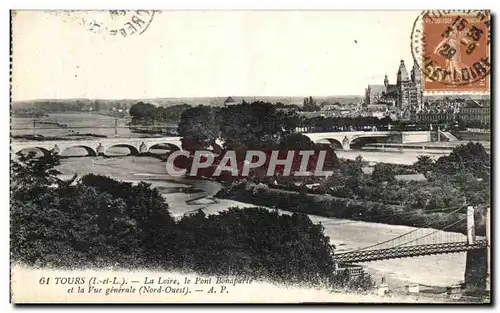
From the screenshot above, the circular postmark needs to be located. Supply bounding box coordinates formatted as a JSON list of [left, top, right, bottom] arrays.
[[70, 10, 157, 38], [410, 10, 491, 91]]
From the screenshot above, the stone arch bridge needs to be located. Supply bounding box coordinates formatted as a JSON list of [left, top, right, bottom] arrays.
[[11, 131, 431, 156], [304, 131, 431, 150], [11, 137, 186, 157]]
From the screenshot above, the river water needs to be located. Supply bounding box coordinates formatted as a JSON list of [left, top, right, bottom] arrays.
[[335, 150, 449, 165], [56, 155, 469, 290], [11, 113, 135, 137]]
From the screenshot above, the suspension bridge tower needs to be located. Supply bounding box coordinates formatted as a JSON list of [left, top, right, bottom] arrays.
[[464, 206, 490, 292]]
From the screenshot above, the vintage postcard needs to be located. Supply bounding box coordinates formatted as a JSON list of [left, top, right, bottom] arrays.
[[10, 10, 491, 304]]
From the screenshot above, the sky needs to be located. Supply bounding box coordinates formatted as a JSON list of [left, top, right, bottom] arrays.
[[12, 10, 419, 101]]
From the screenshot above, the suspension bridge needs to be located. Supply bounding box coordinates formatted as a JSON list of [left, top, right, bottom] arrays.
[[334, 205, 490, 290], [335, 206, 488, 263]]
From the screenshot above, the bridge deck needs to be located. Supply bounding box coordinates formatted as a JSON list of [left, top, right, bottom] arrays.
[[335, 240, 488, 263]]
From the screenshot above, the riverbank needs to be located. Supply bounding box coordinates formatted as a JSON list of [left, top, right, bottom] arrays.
[[54, 156, 474, 291], [362, 141, 490, 155], [216, 182, 487, 236]]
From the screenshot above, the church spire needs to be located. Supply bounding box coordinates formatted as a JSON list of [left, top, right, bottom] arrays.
[[397, 59, 409, 83]]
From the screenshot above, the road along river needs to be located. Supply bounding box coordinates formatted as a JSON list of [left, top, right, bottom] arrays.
[[56, 155, 470, 291]]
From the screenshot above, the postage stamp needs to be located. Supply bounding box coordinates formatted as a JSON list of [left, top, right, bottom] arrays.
[[10, 10, 491, 304], [411, 10, 491, 93]]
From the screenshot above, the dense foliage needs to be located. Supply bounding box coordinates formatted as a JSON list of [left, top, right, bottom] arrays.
[[217, 142, 490, 235], [218, 102, 299, 151], [217, 181, 478, 235], [129, 102, 191, 124], [174, 102, 340, 178], [433, 142, 490, 179], [10, 152, 375, 289], [177, 105, 219, 151]]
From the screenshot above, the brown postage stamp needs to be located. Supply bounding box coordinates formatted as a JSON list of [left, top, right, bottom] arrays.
[[411, 10, 491, 93]]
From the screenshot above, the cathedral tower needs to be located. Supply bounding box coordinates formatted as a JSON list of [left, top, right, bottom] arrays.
[[397, 60, 410, 83], [397, 60, 410, 109]]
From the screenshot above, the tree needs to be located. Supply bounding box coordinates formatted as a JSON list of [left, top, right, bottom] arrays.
[[371, 163, 396, 183], [413, 155, 435, 175], [162, 104, 191, 122], [434, 142, 490, 179], [11, 154, 151, 268], [279, 133, 315, 150], [380, 116, 392, 126], [448, 172, 491, 207], [323, 169, 347, 197], [129, 102, 157, 120], [178, 105, 219, 151], [80, 174, 177, 265], [218, 101, 299, 152], [342, 157, 366, 198], [11, 151, 62, 194], [176, 207, 337, 285]]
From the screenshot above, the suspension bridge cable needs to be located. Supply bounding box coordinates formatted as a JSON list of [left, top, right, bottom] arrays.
[[388, 216, 468, 249], [341, 205, 467, 253]]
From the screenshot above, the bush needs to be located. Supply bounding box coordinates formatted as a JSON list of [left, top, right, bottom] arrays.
[[176, 208, 336, 285], [371, 163, 396, 183]]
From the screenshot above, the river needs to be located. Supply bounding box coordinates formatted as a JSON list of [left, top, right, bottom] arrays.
[[56, 155, 469, 291], [11, 113, 134, 137], [335, 150, 449, 165]]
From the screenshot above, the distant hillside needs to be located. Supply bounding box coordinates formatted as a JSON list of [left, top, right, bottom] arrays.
[[12, 93, 489, 112]]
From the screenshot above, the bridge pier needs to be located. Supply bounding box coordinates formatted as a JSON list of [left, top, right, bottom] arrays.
[[464, 249, 487, 291], [463, 206, 490, 293], [341, 136, 350, 150]]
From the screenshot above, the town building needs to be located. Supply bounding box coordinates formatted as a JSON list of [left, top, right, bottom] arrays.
[[223, 96, 237, 106], [416, 108, 456, 123], [415, 99, 490, 125], [457, 100, 491, 124]]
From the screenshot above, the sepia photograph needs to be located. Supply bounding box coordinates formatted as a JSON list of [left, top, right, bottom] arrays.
[[9, 9, 491, 304]]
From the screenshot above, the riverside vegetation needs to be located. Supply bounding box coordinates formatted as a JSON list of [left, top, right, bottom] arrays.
[[216, 142, 490, 236], [171, 102, 489, 236], [10, 151, 375, 291]]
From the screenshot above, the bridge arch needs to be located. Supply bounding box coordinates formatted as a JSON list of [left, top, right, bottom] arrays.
[[314, 138, 343, 150], [148, 143, 181, 154], [60, 145, 98, 157], [15, 147, 51, 158], [349, 135, 387, 149], [106, 144, 139, 156]]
